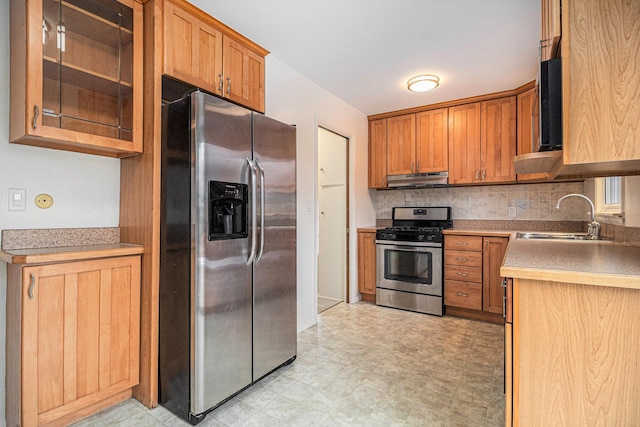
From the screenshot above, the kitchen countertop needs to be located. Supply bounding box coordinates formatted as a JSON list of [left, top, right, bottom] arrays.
[[500, 238, 640, 290], [443, 229, 513, 238], [0, 243, 144, 265]]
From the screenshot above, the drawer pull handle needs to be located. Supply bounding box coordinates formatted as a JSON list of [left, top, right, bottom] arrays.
[[456, 272, 469, 277], [457, 292, 469, 297], [28, 274, 36, 299], [456, 241, 468, 245], [455, 257, 469, 261]]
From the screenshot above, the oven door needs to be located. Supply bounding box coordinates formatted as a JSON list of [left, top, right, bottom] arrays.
[[376, 241, 443, 296]]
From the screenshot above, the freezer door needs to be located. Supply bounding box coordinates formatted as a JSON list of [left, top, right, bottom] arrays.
[[252, 113, 297, 379], [191, 92, 254, 415]]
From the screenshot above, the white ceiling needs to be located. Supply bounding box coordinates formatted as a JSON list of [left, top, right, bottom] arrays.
[[191, 0, 541, 116]]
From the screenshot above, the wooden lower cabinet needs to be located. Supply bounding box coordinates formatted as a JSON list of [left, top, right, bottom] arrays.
[[357, 229, 377, 302], [444, 234, 507, 323], [6, 256, 141, 426], [506, 277, 640, 425]]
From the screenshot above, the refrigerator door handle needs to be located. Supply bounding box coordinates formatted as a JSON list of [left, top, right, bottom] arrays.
[[255, 158, 266, 263], [246, 157, 258, 264]]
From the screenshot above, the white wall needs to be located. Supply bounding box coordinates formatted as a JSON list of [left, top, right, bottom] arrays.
[[264, 56, 375, 332], [0, 2, 121, 423]]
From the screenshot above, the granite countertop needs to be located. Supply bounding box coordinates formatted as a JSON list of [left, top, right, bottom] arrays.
[[0, 243, 144, 265], [0, 227, 143, 264], [500, 238, 640, 289]]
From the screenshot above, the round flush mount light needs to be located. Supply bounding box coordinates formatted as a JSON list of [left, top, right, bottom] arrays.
[[407, 74, 440, 92]]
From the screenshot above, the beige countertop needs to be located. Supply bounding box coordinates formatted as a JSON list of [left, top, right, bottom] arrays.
[[0, 243, 144, 265], [443, 229, 514, 238], [500, 238, 640, 289]]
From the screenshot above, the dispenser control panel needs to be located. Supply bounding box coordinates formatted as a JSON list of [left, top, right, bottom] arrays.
[[208, 181, 248, 240]]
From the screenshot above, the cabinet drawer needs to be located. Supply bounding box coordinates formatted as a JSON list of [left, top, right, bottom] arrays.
[[445, 265, 482, 283], [445, 235, 483, 251], [445, 250, 482, 267], [444, 280, 482, 310]]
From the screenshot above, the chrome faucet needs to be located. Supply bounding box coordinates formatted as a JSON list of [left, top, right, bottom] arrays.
[[555, 194, 601, 240]]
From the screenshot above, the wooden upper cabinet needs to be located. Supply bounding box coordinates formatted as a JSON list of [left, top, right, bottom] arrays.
[[416, 108, 448, 173], [163, 0, 223, 95], [448, 103, 481, 184], [480, 97, 516, 183], [223, 37, 265, 113], [517, 86, 547, 182], [369, 119, 387, 188], [9, 0, 143, 157], [386, 114, 416, 176], [541, 0, 561, 60], [560, 0, 640, 174], [448, 98, 516, 184], [162, 0, 267, 112]]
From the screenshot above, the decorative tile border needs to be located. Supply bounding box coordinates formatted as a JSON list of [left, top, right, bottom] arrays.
[[1, 227, 120, 250]]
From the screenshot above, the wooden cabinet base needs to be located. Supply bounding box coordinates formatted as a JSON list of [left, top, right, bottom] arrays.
[[360, 292, 376, 302], [445, 306, 504, 324], [39, 389, 132, 427]]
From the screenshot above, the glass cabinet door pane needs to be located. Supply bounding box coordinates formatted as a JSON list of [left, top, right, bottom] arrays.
[[41, 0, 134, 141]]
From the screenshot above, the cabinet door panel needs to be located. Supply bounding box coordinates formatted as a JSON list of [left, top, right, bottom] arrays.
[[369, 119, 387, 188], [517, 87, 547, 182], [22, 256, 140, 424], [386, 114, 416, 175], [164, 2, 223, 94], [448, 103, 481, 184], [357, 231, 377, 295], [483, 237, 509, 314], [223, 36, 265, 112], [481, 97, 516, 183], [77, 270, 101, 398], [416, 108, 448, 173]]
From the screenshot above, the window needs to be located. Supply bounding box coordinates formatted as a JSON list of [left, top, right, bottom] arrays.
[[595, 176, 623, 215]]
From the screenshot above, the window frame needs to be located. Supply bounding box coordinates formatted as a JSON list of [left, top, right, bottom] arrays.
[[595, 176, 624, 216]]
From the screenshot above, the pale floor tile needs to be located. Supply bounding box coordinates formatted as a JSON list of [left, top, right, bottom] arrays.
[[71, 302, 505, 426]]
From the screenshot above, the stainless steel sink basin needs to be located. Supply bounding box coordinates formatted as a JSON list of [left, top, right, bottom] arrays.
[[516, 232, 592, 240]]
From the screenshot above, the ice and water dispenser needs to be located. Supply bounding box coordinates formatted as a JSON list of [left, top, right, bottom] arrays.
[[208, 181, 248, 240]]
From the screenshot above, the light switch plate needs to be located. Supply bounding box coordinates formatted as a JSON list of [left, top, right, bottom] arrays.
[[8, 188, 26, 211]]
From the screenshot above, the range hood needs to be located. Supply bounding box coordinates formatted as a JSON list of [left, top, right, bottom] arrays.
[[387, 172, 448, 188]]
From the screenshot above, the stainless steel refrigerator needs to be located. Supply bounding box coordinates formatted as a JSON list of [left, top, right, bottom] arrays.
[[159, 91, 297, 424]]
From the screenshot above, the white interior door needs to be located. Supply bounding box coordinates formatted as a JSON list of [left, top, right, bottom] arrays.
[[317, 127, 348, 310]]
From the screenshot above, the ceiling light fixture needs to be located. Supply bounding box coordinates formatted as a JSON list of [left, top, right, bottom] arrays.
[[407, 74, 440, 92]]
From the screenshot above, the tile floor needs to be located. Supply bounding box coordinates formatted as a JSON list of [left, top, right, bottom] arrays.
[[72, 302, 505, 426]]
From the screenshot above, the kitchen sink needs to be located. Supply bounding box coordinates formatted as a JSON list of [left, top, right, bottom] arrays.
[[516, 232, 593, 240]]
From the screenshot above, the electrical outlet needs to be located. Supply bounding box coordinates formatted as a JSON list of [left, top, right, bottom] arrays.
[[508, 206, 517, 218], [9, 188, 26, 211], [35, 193, 54, 209]]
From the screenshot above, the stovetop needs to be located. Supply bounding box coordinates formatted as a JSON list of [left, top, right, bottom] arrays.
[[376, 207, 452, 243]]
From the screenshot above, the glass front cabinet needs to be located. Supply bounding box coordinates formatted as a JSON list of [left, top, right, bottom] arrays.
[[10, 0, 143, 157]]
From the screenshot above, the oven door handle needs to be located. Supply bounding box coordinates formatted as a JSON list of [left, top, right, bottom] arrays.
[[391, 245, 422, 251]]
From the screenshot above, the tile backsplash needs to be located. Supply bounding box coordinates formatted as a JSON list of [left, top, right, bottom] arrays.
[[376, 182, 587, 221]]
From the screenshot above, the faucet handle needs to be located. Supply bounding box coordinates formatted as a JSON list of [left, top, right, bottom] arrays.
[[588, 221, 601, 240]]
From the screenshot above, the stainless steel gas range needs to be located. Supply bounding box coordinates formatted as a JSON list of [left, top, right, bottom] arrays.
[[375, 207, 452, 316]]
